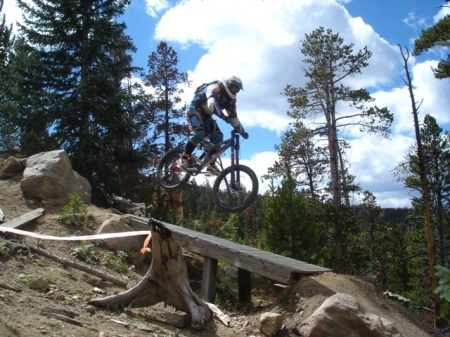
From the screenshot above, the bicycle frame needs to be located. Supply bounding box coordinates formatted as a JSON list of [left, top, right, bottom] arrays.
[[156, 128, 258, 211], [188, 129, 240, 176]]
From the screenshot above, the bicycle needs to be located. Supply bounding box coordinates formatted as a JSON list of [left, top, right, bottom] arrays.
[[156, 129, 259, 212]]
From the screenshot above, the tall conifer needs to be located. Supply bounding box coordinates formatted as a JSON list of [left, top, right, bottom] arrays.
[[15, 0, 139, 204]]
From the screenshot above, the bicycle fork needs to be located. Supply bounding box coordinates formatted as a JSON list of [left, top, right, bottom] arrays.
[[230, 132, 241, 190]]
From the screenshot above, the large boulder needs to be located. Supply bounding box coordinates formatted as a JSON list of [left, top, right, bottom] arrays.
[[20, 150, 91, 206], [296, 293, 403, 337]]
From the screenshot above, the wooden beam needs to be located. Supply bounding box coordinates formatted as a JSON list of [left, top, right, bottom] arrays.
[[0, 208, 45, 230], [238, 268, 251, 305], [200, 256, 218, 303]]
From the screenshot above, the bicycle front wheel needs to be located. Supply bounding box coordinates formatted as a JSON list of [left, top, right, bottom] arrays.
[[213, 164, 259, 212], [156, 147, 191, 190]]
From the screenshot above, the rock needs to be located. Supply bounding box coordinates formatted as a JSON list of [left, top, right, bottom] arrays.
[[0, 156, 25, 179], [296, 293, 404, 337], [20, 149, 91, 206], [96, 218, 146, 252], [259, 312, 284, 336], [165, 311, 189, 328], [28, 277, 50, 291]]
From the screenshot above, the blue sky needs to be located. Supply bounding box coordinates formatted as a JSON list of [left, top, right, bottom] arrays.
[[5, 0, 450, 208]]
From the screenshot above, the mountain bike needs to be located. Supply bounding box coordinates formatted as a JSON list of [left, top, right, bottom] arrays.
[[156, 129, 259, 212]]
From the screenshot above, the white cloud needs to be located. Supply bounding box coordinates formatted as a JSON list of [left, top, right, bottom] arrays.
[[434, 5, 450, 22], [145, 0, 170, 18]]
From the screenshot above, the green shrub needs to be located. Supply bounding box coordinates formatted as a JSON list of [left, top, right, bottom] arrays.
[[101, 251, 129, 273], [435, 265, 450, 323], [72, 241, 98, 265], [58, 192, 94, 227]]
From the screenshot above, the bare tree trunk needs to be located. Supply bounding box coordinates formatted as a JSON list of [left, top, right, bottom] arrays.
[[328, 116, 346, 274], [89, 220, 211, 329], [172, 189, 184, 222], [399, 45, 441, 328]]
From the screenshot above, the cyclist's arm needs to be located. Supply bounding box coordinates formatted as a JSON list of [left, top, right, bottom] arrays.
[[206, 85, 226, 118], [223, 102, 244, 134]]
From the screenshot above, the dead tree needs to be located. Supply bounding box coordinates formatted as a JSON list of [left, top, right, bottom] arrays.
[[89, 220, 211, 328]]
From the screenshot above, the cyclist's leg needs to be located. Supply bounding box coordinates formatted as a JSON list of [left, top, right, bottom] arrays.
[[182, 105, 206, 165], [207, 119, 224, 172], [209, 118, 223, 145]]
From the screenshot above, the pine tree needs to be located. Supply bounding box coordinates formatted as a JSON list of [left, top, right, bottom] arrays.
[[396, 45, 444, 327], [0, 0, 12, 67], [6, 37, 57, 154], [15, 0, 140, 205], [143, 41, 190, 160], [0, 0, 18, 151], [283, 27, 393, 272], [267, 121, 328, 203], [413, 14, 450, 79], [260, 166, 318, 261]]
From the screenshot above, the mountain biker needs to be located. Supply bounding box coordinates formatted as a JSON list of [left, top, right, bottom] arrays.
[[178, 75, 248, 173]]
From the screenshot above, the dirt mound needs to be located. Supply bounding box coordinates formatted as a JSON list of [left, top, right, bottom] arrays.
[[0, 178, 443, 336]]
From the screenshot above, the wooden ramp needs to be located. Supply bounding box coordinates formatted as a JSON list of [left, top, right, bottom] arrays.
[[128, 215, 330, 303], [0, 208, 45, 230]]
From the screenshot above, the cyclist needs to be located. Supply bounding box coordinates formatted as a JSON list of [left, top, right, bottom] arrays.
[[178, 75, 248, 173]]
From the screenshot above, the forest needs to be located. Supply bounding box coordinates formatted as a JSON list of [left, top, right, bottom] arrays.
[[0, 0, 449, 331]]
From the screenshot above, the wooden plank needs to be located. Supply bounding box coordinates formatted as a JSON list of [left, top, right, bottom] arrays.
[[200, 257, 218, 303], [0, 208, 45, 230], [128, 216, 330, 284]]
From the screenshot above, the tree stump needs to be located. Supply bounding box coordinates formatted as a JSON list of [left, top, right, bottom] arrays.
[[89, 220, 211, 328]]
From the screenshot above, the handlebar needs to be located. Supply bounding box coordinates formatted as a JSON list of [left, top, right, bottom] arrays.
[[226, 119, 248, 139]]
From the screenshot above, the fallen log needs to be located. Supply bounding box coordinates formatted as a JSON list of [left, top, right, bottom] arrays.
[[29, 245, 127, 288], [0, 279, 23, 292], [89, 220, 212, 329]]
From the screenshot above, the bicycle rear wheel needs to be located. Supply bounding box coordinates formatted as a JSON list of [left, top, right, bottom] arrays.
[[212, 164, 259, 212], [156, 147, 191, 190]]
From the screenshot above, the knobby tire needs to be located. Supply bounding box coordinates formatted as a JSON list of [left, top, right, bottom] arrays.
[[156, 147, 191, 191], [212, 164, 258, 212]]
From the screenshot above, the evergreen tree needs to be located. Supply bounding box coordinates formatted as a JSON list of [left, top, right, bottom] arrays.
[[397, 115, 450, 267], [15, 0, 140, 205], [396, 45, 444, 326], [6, 37, 57, 154], [260, 166, 318, 261], [143, 41, 189, 161], [267, 121, 328, 202], [0, 0, 13, 69], [0, 0, 17, 151], [413, 14, 450, 79], [282, 27, 393, 272]]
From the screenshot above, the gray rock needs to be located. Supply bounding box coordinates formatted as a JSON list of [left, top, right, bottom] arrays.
[[0, 156, 25, 179], [259, 312, 284, 336], [96, 218, 146, 252], [20, 149, 91, 206], [296, 293, 404, 337]]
